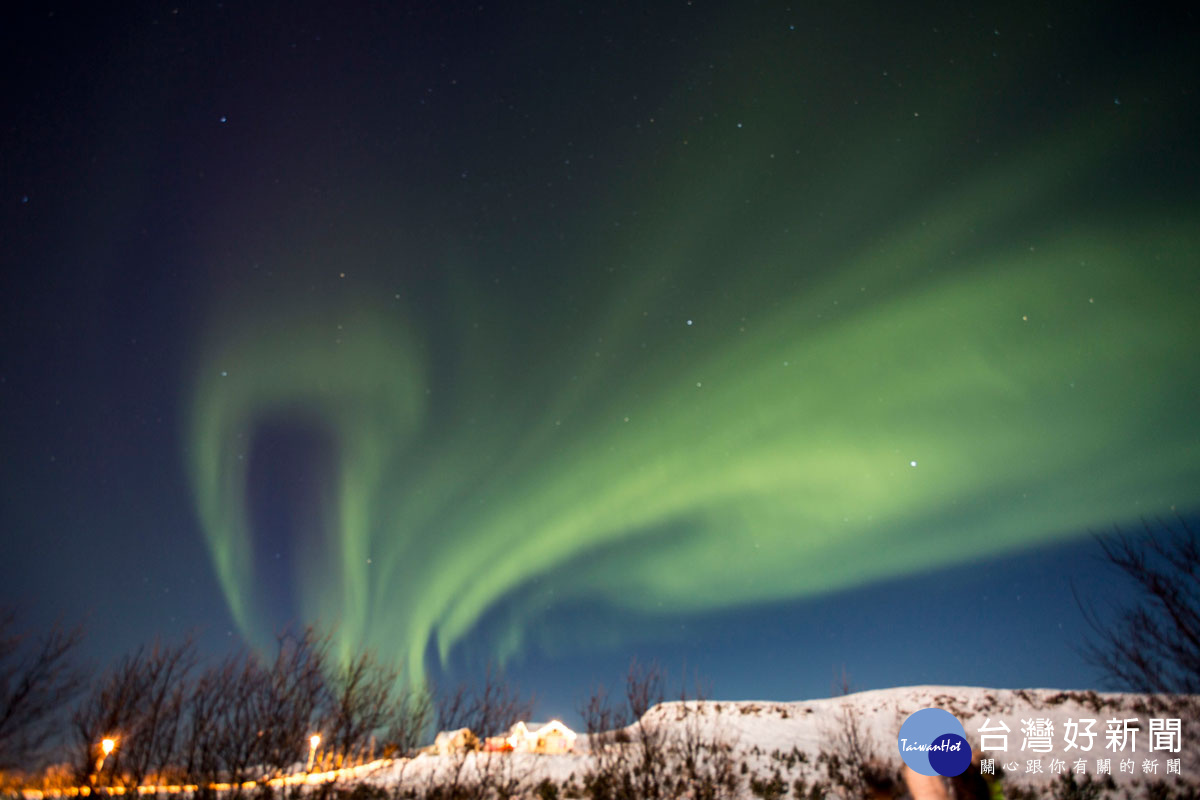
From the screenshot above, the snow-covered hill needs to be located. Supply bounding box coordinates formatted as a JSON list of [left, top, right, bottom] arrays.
[[353, 686, 1195, 797]]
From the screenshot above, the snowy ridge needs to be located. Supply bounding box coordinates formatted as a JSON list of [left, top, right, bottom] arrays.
[[356, 686, 1195, 795], [639, 686, 1179, 784]]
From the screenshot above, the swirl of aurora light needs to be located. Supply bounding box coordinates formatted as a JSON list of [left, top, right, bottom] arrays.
[[186, 16, 1200, 682]]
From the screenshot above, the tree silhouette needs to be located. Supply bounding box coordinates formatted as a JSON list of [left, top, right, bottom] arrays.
[[0, 609, 83, 770], [72, 639, 195, 787], [1079, 517, 1200, 695], [1078, 516, 1200, 770]]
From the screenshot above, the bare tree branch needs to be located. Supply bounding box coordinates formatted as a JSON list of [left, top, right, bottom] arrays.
[[72, 638, 195, 788], [0, 610, 84, 770], [1079, 517, 1200, 696]]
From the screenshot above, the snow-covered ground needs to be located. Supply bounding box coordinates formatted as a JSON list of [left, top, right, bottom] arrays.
[[339, 686, 1198, 796]]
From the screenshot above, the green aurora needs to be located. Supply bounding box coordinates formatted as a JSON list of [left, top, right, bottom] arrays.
[[186, 31, 1200, 681]]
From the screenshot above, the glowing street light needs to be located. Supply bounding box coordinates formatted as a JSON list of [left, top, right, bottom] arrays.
[[307, 734, 321, 772], [93, 736, 117, 783]]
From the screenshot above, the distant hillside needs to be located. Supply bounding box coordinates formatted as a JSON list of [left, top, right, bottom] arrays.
[[355, 686, 1196, 799]]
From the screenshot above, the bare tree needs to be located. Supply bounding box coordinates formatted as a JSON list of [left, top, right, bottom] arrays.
[[818, 703, 885, 800], [383, 681, 434, 759], [73, 639, 195, 788], [424, 666, 534, 799], [671, 672, 739, 800], [179, 652, 269, 792], [1077, 516, 1200, 770], [580, 660, 744, 800], [580, 680, 634, 800], [74, 630, 322, 790], [323, 648, 435, 768], [817, 670, 901, 800], [435, 665, 532, 745], [180, 627, 438, 794], [249, 627, 331, 778], [180, 656, 236, 791], [1079, 517, 1200, 695], [180, 630, 434, 795], [324, 650, 395, 766], [625, 659, 669, 800], [0, 610, 84, 770]]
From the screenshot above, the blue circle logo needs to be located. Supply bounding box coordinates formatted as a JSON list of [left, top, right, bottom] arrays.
[[897, 708, 971, 777]]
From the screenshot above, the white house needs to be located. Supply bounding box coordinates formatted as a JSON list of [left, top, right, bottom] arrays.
[[431, 727, 478, 755], [506, 720, 577, 754]]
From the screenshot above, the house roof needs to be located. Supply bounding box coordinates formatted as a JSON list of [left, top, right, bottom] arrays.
[[506, 719, 577, 740], [528, 720, 577, 738], [435, 727, 473, 741]]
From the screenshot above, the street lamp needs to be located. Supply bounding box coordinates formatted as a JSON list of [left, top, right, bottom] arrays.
[[93, 737, 117, 784], [307, 734, 321, 772]]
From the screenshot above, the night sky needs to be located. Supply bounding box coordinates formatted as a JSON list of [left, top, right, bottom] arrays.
[[3, 1, 1199, 724]]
